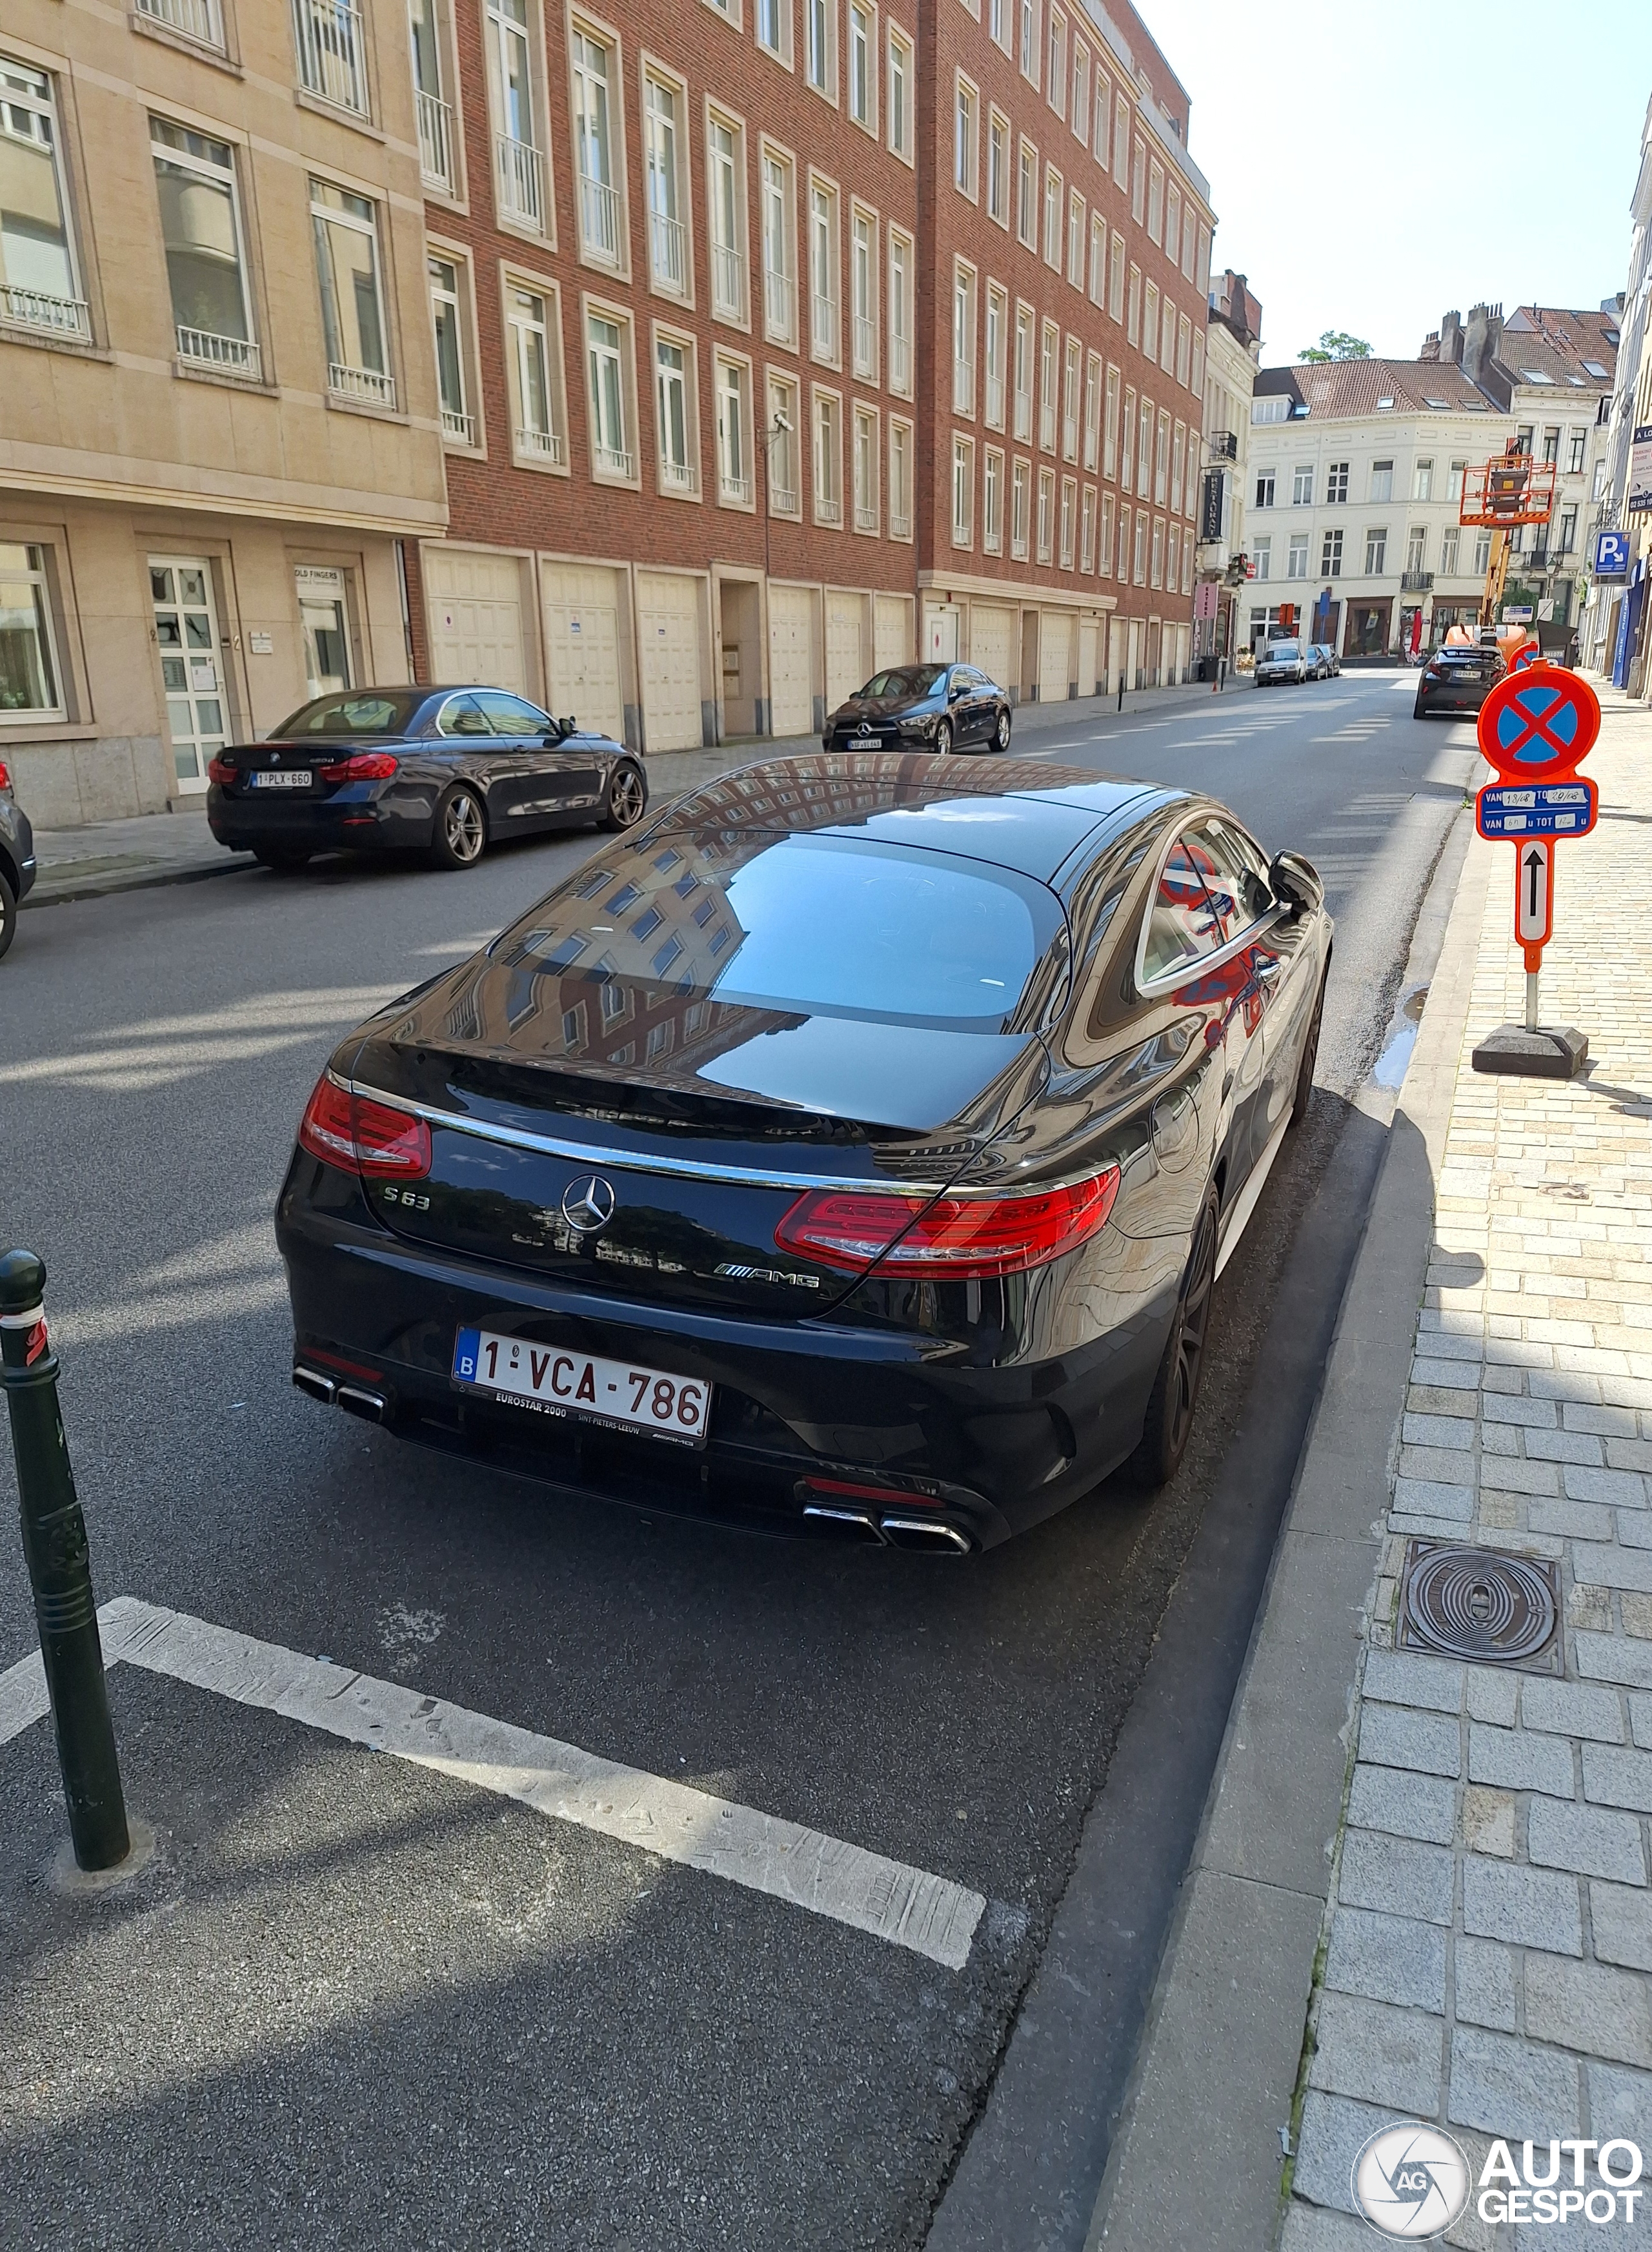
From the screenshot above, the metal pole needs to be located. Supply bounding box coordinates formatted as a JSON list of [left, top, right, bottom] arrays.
[[0, 1249, 130, 1871], [1526, 970, 1540, 1035], [1117, 672, 1125, 713]]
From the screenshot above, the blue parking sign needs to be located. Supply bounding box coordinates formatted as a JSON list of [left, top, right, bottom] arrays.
[[1593, 529, 1631, 578]]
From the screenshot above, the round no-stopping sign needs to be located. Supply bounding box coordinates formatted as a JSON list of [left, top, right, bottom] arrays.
[[1477, 663, 1600, 784], [1508, 640, 1542, 674]]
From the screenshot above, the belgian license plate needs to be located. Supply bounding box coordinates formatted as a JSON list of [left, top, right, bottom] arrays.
[[452, 1326, 710, 1446], [851, 733, 879, 749], [250, 769, 311, 789]]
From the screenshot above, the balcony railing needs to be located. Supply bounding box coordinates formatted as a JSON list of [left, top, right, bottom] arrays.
[[764, 267, 794, 336], [711, 243, 745, 318], [661, 457, 698, 494], [889, 331, 911, 393], [816, 494, 842, 525], [416, 87, 456, 193], [177, 326, 262, 379], [1400, 569, 1433, 591], [1209, 429, 1238, 460], [496, 132, 545, 230], [650, 210, 686, 290], [855, 503, 877, 531], [1, 285, 90, 338], [1014, 397, 1032, 443], [594, 442, 633, 478], [952, 359, 974, 416], [328, 361, 396, 407], [811, 294, 836, 358], [516, 425, 565, 462], [1063, 416, 1078, 460], [137, 0, 223, 45], [579, 173, 621, 263], [293, 0, 368, 116], [1040, 407, 1056, 451], [985, 372, 1005, 428], [720, 471, 752, 503], [890, 511, 911, 539], [441, 406, 475, 443], [854, 314, 876, 376], [770, 484, 798, 514]]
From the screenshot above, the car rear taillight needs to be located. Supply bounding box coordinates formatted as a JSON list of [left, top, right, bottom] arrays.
[[297, 1074, 431, 1179], [774, 1168, 1120, 1280], [317, 751, 399, 782], [0, 760, 10, 790], [207, 755, 237, 786]]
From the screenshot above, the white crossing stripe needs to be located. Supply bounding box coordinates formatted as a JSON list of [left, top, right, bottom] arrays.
[[1, 1598, 986, 1971]]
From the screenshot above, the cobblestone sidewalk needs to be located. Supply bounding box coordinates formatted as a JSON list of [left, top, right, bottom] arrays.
[[1284, 689, 1652, 2249]]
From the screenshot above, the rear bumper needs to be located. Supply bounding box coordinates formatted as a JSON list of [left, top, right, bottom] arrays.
[[0, 803, 33, 898], [276, 1190, 1165, 1551], [206, 782, 431, 853]]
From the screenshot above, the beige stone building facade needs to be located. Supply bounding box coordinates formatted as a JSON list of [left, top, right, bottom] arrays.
[[1, 0, 446, 826]]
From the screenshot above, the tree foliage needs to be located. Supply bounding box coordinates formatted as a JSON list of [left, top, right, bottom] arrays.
[[1298, 331, 1373, 362]]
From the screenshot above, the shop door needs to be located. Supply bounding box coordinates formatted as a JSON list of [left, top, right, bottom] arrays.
[[297, 568, 352, 699], [150, 556, 226, 794]]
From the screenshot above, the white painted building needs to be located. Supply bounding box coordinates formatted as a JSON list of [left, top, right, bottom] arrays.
[[1195, 270, 1261, 667]]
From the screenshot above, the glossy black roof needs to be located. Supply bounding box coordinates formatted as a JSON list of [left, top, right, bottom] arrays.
[[643, 752, 1185, 885]]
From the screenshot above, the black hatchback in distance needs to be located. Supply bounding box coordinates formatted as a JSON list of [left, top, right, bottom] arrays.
[[277, 753, 1333, 1554], [207, 687, 648, 870], [1414, 644, 1507, 720], [823, 664, 1013, 756]]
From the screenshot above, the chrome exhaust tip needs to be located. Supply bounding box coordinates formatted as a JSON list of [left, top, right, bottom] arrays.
[[880, 1516, 972, 1554], [292, 1365, 337, 1405], [335, 1383, 387, 1423], [801, 1504, 886, 1544]]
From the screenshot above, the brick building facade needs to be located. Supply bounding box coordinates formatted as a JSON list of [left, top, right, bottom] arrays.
[[404, 0, 1211, 751]]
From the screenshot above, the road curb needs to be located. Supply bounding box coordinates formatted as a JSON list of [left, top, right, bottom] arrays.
[[21, 855, 257, 911], [1083, 807, 1493, 2252]]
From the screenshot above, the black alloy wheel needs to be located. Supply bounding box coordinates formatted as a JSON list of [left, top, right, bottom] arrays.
[[0, 869, 15, 962], [1290, 968, 1328, 1127], [934, 718, 954, 756], [430, 784, 487, 870], [253, 846, 312, 872], [1131, 1183, 1220, 1488], [994, 708, 1012, 751], [600, 762, 646, 832]]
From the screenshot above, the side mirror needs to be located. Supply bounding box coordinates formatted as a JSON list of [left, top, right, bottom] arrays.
[[1268, 850, 1324, 920], [949, 680, 967, 701]]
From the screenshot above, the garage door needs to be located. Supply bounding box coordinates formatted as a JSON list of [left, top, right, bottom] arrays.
[[873, 594, 910, 672], [636, 571, 703, 752], [970, 604, 1014, 693], [1038, 610, 1073, 702], [541, 563, 625, 742], [769, 586, 814, 736], [423, 548, 528, 691], [825, 593, 865, 711], [1078, 618, 1099, 698]]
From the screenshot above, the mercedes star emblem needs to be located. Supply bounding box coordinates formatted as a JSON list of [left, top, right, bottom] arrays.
[[559, 1175, 617, 1234]]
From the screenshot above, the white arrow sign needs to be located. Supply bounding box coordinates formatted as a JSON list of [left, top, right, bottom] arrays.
[[1516, 838, 1552, 945]]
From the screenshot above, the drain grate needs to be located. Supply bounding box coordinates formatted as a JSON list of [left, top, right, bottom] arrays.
[[1397, 1540, 1562, 1672]]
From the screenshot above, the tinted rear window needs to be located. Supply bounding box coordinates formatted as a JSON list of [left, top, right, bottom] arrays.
[[502, 831, 1063, 1030], [275, 692, 423, 735]]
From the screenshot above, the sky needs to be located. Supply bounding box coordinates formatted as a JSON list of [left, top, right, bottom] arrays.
[[1143, 0, 1652, 369]]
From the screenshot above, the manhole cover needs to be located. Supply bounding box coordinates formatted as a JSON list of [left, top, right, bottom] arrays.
[[1398, 1541, 1561, 1671]]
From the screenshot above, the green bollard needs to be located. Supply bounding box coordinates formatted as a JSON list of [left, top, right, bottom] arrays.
[[0, 1249, 130, 1871]]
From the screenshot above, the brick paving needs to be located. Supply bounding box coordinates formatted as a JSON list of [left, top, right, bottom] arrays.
[[1283, 690, 1652, 2249]]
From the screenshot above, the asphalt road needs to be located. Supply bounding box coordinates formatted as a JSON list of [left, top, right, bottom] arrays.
[[0, 669, 1481, 2251]]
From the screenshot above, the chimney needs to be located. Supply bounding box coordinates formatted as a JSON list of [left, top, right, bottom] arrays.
[[1462, 303, 1504, 391], [1439, 309, 1464, 365], [1420, 330, 1441, 362]]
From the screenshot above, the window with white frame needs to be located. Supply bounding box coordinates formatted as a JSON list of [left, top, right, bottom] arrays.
[[1126, 263, 1140, 349], [805, 0, 832, 94], [985, 282, 1007, 429], [1405, 523, 1426, 575], [1147, 156, 1162, 240], [812, 387, 841, 521], [1131, 507, 1145, 584], [952, 261, 976, 414], [0, 60, 88, 337], [1039, 319, 1058, 451], [809, 179, 837, 359], [1163, 520, 1175, 589], [1412, 457, 1433, 501], [1161, 296, 1175, 376], [1176, 311, 1191, 390], [1369, 458, 1393, 503], [1042, 166, 1061, 267], [1018, 0, 1035, 77], [1120, 382, 1134, 486], [1103, 363, 1118, 480], [1099, 488, 1114, 576], [294, 0, 370, 112], [506, 281, 563, 461], [1567, 429, 1587, 476], [587, 307, 632, 475], [1364, 525, 1386, 576], [1016, 139, 1036, 247], [152, 119, 258, 378], [1130, 136, 1145, 223], [849, 2, 874, 128], [983, 446, 1003, 551], [1091, 66, 1108, 159], [767, 370, 799, 511], [1251, 535, 1271, 580], [1169, 419, 1183, 513], [887, 227, 912, 394], [1036, 465, 1054, 562], [1011, 458, 1030, 558], [1046, 5, 1064, 111], [311, 178, 393, 404], [1180, 203, 1194, 279], [716, 354, 750, 501], [656, 334, 696, 492], [1136, 396, 1152, 496], [1320, 527, 1342, 577], [1080, 483, 1094, 570], [761, 150, 794, 340], [852, 402, 878, 528], [1287, 533, 1308, 579], [1066, 190, 1083, 287], [889, 415, 911, 536], [1447, 459, 1466, 502], [1291, 463, 1313, 505], [644, 77, 687, 294], [954, 76, 978, 197], [428, 253, 474, 439], [1154, 408, 1168, 505], [887, 25, 912, 157], [1108, 231, 1124, 323], [486, 0, 545, 231], [1062, 334, 1079, 461], [987, 110, 1009, 225], [1071, 41, 1087, 141], [707, 116, 745, 320], [1191, 326, 1203, 400], [1472, 529, 1490, 573], [0, 542, 64, 717], [851, 208, 876, 378], [1088, 213, 1105, 305], [1112, 90, 1129, 180], [572, 30, 620, 264], [1013, 303, 1034, 442], [1440, 525, 1460, 574], [1141, 278, 1157, 363], [1059, 476, 1074, 567], [757, 0, 787, 58], [1325, 460, 1349, 503]]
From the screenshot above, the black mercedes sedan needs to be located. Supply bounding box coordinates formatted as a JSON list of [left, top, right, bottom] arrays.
[[276, 753, 1331, 1553], [823, 664, 1012, 758], [207, 686, 648, 871], [1414, 644, 1506, 720]]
